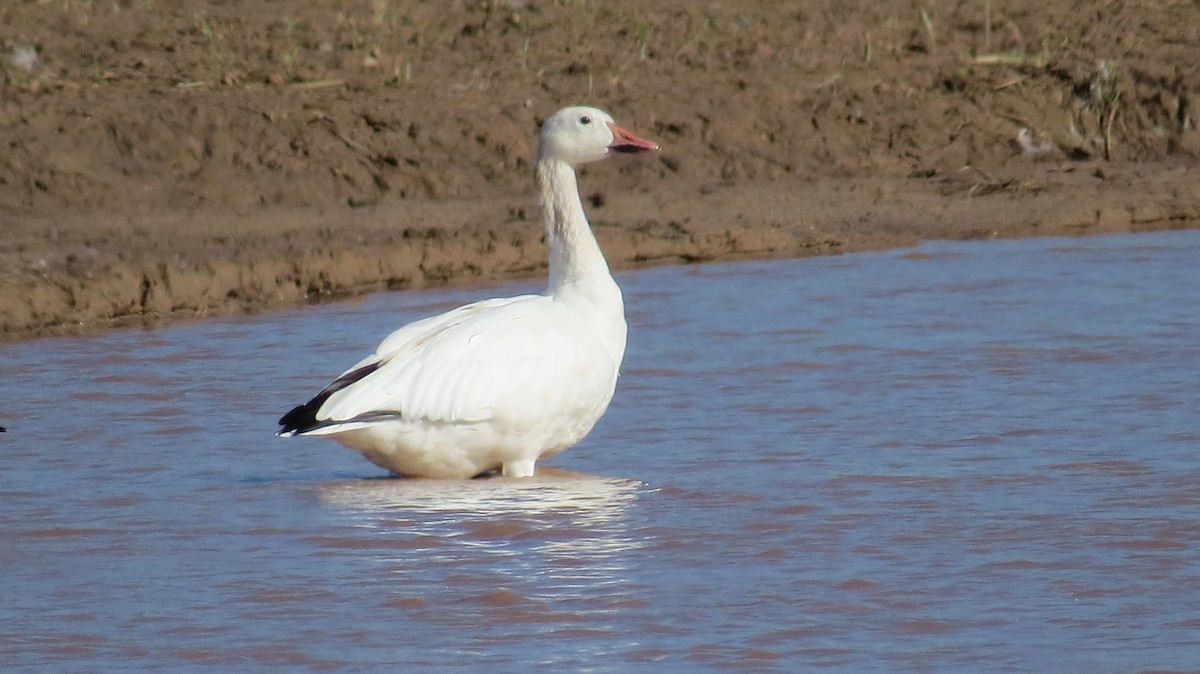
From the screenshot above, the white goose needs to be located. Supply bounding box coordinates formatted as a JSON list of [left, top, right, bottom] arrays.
[[278, 106, 658, 478]]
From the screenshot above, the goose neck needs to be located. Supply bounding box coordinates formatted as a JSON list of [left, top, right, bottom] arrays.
[[535, 158, 611, 292]]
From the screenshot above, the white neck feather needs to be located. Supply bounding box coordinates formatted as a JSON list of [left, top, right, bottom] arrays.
[[536, 158, 610, 290], [534, 156, 627, 361]]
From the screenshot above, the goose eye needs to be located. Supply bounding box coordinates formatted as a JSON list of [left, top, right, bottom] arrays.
[[579, 115, 591, 125]]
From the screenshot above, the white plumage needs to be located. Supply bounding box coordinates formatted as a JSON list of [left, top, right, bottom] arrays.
[[278, 106, 658, 478]]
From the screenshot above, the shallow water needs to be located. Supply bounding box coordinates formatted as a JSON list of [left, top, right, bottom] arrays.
[[2, 231, 1199, 672]]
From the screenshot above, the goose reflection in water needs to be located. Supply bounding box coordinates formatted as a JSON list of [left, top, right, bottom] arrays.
[[315, 470, 647, 612], [319, 469, 641, 524]]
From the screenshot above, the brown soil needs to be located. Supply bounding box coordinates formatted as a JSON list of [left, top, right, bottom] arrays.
[[2, 0, 1198, 340]]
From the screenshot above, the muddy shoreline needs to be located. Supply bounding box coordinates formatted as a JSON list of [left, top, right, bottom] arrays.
[[5, 161, 1197, 341], [2, 1, 1197, 340]]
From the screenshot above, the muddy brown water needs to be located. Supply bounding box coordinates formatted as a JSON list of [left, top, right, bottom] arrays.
[[2, 231, 1198, 672]]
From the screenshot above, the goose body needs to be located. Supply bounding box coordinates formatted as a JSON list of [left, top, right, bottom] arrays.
[[278, 106, 658, 478]]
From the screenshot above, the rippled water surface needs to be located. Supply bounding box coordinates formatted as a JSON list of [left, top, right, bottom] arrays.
[[3, 231, 1199, 672]]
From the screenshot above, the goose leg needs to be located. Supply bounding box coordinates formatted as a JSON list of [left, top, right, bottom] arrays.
[[502, 458, 537, 478]]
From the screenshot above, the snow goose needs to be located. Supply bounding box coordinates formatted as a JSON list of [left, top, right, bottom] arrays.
[[278, 106, 658, 478]]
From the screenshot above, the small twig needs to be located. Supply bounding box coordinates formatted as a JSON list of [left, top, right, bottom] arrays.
[[920, 8, 936, 50], [993, 75, 1026, 90], [332, 129, 372, 157], [970, 52, 1038, 67], [1103, 91, 1120, 160], [961, 164, 994, 183], [985, 0, 992, 51], [291, 78, 345, 90], [813, 72, 842, 90]]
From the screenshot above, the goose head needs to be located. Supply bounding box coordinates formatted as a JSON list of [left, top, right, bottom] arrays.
[[537, 106, 659, 167]]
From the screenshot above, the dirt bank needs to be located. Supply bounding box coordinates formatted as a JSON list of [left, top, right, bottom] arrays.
[[2, 0, 1198, 340]]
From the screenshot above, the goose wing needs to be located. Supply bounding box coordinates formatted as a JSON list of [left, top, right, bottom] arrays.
[[279, 295, 615, 435]]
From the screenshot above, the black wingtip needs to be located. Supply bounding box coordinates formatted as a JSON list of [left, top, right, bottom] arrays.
[[278, 361, 383, 436], [278, 403, 318, 435]]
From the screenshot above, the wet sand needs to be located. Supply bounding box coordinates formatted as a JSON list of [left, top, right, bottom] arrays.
[[2, 0, 1198, 340]]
